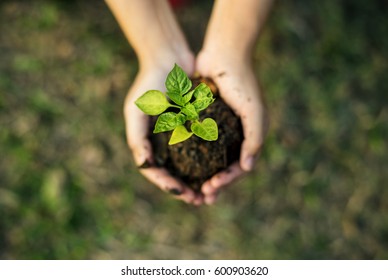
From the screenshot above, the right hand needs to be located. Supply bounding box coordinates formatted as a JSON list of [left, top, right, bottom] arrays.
[[195, 49, 269, 205]]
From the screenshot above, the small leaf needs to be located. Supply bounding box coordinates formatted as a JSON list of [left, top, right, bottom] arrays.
[[192, 98, 214, 112], [192, 83, 215, 112], [183, 90, 194, 104], [181, 103, 198, 120], [193, 83, 212, 99], [165, 64, 192, 95], [191, 118, 218, 141], [167, 91, 185, 106], [135, 90, 171, 115], [169, 125, 193, 145], [154, 112, 186, 133]]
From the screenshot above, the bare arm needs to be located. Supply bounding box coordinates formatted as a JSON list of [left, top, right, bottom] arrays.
[[106, 0, 273, 205], [202, 0, 273, 60], [197, 0, 273, 204], [106, 0, 198, 204], [105, 0, 193, 72]]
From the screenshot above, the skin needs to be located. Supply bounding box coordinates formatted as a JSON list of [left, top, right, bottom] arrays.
[[105, 0, 273, 205], [196, 0, 272, 204]]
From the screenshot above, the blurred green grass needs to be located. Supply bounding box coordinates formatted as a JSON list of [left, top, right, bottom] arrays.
[[0, 0, 387, 259]]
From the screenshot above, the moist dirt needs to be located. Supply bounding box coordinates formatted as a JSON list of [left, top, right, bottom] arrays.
[[149, 77, 243, 192]]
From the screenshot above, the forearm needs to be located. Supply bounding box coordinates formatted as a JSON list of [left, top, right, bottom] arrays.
[[202, 0, 274, 60], [105, 0, 192, 71]]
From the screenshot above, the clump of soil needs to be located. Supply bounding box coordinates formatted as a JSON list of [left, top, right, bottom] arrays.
[[149, 77, 243, 192]]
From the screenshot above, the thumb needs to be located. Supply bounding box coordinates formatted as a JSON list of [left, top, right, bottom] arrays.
[[240, 139, 263, 172], [239, 107, 269, 172], [130, 139, 154, 168]]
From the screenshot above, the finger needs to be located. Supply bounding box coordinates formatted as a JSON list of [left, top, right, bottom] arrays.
[[193, 193, 204, 206], [131, 140, 198, 204], [201, 181, 218, 205], [140, 167, 196, 204], [201, 180, 214, 195], [124, 95, 153, 165], [201, 162, 245, 200], [209, 162, 245, 189], [239, 99, 268, 171], [204, 192, 218, 205], [212, 76, 267, 172], [130, 139, 155, 169], [201, 180, 219, 206]]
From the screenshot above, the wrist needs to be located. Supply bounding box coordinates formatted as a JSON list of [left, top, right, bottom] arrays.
[[197, 46, 252, 71], [201, 39, 253, 64]]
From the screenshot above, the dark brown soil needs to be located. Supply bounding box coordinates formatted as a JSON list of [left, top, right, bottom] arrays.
[[149, 77, 243, 192]]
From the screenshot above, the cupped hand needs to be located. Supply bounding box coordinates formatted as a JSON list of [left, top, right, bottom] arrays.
[[196, 50, 269, 205], [124, 59, 204, 205]]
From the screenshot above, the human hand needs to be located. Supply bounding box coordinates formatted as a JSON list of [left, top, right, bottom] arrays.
[[195, 50, 269, 205], [108, 0, 272, 206], [124, 58, 204, 205]]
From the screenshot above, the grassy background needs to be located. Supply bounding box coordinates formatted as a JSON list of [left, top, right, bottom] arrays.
[[0, 0, 387, 259]]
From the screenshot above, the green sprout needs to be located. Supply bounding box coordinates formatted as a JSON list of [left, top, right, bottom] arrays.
[[135, 64, 218, 145]]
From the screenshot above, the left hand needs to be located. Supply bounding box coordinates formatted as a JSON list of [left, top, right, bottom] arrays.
[[195, 50, 269, 205]]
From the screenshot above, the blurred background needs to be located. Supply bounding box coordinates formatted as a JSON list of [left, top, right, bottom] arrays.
[[1, 0, 387, 259]]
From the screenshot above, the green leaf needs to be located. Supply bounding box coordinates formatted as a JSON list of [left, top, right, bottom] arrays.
[[193, 83, 212, 99], [165, 64, 192, 95], [154, 112, 186, 133], [169, 125, 193, 145], [181, 103, 198, 120], [192, 83, 215, 112], [191, 118, 218, 141], [169, 89, 194, 107], [135, 90, 171, 116], [193, 98, 214, 112], [183, 89, 194, 104], [167, 91, 186, 107]]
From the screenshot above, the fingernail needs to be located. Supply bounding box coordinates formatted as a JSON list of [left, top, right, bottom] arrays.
[[169, 188, 183, 195], [243, 156, 255, 171]]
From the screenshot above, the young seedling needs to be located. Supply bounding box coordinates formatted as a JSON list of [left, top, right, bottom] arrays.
[[135, 64, 218, 145]]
